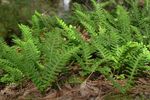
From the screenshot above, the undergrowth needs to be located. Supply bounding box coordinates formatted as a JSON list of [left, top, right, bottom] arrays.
[[0, 0, 150, 93]]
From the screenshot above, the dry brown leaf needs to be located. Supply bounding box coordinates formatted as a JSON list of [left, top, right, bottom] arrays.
[[80, 81, 99, 97]]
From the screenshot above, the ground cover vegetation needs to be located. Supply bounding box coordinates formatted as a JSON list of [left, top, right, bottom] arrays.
[[0, 0, 150, 99]]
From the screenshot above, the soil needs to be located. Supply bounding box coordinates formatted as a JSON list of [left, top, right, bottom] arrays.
[[0, 76, 150, 100]]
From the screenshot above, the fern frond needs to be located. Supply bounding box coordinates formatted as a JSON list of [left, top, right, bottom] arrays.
[[19, 24, 33, 41], [0, 59, 22, 83], [56, 17, 79, 41], [127, 44, 150, 81], [40, 46, 80, 91], [116, 5, 132, 42], [32, 11, 41, 30]]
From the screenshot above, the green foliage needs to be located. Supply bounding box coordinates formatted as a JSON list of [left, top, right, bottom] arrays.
[[0, 0, 149, 94], [0, 59, 23, 83], [57, 0, 150, 93], [122, 0, 150, 45], [0, 13, 79, 92]]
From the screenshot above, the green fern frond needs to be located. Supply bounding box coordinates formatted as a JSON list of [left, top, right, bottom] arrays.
[[56, 17, 79, 41], [127, 44, 150, 80], [19, 24, 33, 41], [76, 42, 96, 76], [40, 46, 80, 91], [32, 11, 41, 30], [0, 59, 22, 83], [116, 5, 132, 42]]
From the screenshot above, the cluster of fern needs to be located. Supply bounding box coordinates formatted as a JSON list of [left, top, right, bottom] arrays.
[[57, 0, 150, 93], [0, 0, 150, 93], [0, 12, 80, 91]]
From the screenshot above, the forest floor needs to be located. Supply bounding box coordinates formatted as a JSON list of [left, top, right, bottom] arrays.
[[0, 76, 150, 100]]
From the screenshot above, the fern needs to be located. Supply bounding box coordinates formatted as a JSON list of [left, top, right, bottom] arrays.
[[124, 0, 150, 45], [0, 13, 80, 91], [76, 42, 96, 76], [116, 5, 132, 41], [0, 59, 22, 83], [127, 43, 150, 80], [58, 0, 150, 93], [56, 17, 80, 41], [0, 0, 149, 94]]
